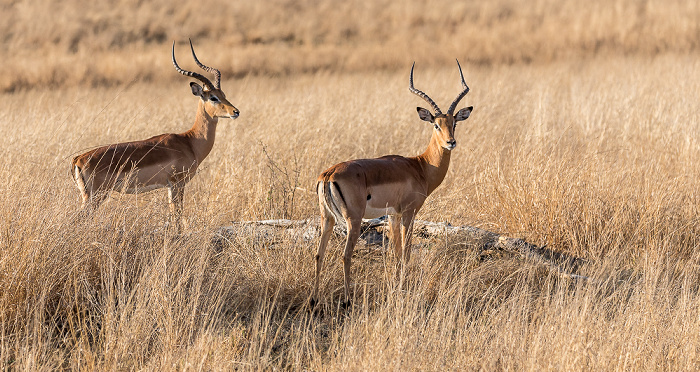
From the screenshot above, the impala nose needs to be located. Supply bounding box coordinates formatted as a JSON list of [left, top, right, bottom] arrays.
[[230, 111, 240, 119], [445, 139, 457, 150]]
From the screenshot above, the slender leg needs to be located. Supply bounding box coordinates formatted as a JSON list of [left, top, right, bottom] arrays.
[[168, 185, 185, 234], [74, 170, 105, 219], [312, 211, 335, 306], [342, 217, 362, 307], [388, 214, 403, 259], [78, 190, 108, 219], [78, 193, 93, 218], [400, 211, 416, 263]]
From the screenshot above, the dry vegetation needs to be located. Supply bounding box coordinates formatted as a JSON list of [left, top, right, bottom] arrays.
[[2, 0, 700, 370], [1, 0, 700, 91]]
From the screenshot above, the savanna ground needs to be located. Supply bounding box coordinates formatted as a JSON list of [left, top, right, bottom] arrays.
[[2, 0, 700, 370]]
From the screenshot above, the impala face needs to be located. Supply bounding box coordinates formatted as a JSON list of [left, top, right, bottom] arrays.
[[417, 106, 473, 150], [190, 82, 240, 119]]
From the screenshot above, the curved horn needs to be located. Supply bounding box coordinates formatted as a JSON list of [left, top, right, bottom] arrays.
[[447, 59, 470, 116], [171, 41, 216, 91], [189, 38, 221, 89], [409, 62, 442, 116]]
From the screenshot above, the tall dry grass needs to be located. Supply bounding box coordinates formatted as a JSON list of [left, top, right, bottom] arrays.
[[1, 53, 700, 369], [1, 0, 700, 91]]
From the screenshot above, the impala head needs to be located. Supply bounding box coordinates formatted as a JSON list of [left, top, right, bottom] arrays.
[[172, 40, 240, 120], [410, 60, 473, 151]]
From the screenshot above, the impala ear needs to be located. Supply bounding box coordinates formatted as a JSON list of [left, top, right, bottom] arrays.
[[454, 106, 473, 122], [190, 82, 203, 97], [416, 107, 434, 123]]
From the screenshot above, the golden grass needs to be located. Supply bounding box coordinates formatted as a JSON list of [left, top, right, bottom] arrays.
[[2, 0, 700, 91], [3, 0, 700, 368], [1, 52, 700, 369]]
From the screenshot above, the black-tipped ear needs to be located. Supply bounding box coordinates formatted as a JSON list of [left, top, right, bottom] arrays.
[[190, 82, 203, 97], [454, 106, 473, 122], [417, 107, 434, 123]]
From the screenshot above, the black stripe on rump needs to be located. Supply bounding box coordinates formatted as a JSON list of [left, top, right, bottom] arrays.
[[332, 181, 346, 205], [325, 182, 344, 222]]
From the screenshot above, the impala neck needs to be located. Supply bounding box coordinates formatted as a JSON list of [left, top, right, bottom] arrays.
[[416, 131, 452, 196], [184, 100, 219, 164]]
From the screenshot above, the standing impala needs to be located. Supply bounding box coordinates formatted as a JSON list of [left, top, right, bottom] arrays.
[[71, 40, 239, 232], [312, 61, 473, 307]]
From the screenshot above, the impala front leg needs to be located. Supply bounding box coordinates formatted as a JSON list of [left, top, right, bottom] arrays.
[[388, 214, 403, 259], [400, 211, 417, 263], [168, 184, 185, 234]]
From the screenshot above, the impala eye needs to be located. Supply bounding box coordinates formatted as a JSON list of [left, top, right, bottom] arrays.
[[210, 96, 220, 103], [434, 124, 440, 130]]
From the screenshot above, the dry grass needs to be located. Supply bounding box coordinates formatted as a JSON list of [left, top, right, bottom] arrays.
[[2, 0, 700, 91], [3, 0, 700, 370], [1, 53, 700, 369]]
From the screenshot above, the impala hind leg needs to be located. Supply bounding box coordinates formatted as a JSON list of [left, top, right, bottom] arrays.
[[77, 192, 108, 220], [76, 187, 108, 220], [73, 167, 105, 219], [311, 212, 335, 307], [341, 217, 362, 308], [168, 184, 185, 234]]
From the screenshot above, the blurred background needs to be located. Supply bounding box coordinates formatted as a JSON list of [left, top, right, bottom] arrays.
[[2, 0, 699, 92]]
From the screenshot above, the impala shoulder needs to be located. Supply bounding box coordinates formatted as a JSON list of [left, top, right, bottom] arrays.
[[377, 154, 404, 161], [142, 132, 179, 144], [136, 133, 191, 153], [375, 155, 423, 172]]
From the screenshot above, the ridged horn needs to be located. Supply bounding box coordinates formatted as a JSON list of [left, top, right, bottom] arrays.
[[189, 38, 221, 89], [409, 62, 442, 116], [446, 59, 470, 116], [171, 41, 216, 91]]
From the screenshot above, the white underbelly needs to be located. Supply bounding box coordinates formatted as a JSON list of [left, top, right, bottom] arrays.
[[364, 205, 398, 219], [121, 183, 167, 194], [114, 164, 173, 194]]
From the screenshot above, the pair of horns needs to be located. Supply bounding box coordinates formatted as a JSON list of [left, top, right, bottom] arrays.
[[172, 39, 221, 90], [409, 60, 470, 116]]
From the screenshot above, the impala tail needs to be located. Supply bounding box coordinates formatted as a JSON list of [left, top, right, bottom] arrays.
[[71, 163, 79, 183], [317, 180, 346, 225]]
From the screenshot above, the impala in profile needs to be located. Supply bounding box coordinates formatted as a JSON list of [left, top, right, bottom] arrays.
[[71, 40, 239, 232], [312, 61, 473, 307]]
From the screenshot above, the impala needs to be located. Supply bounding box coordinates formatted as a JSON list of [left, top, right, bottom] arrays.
[[312, 61, 473, 307], [70, 40, 239, 232]]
